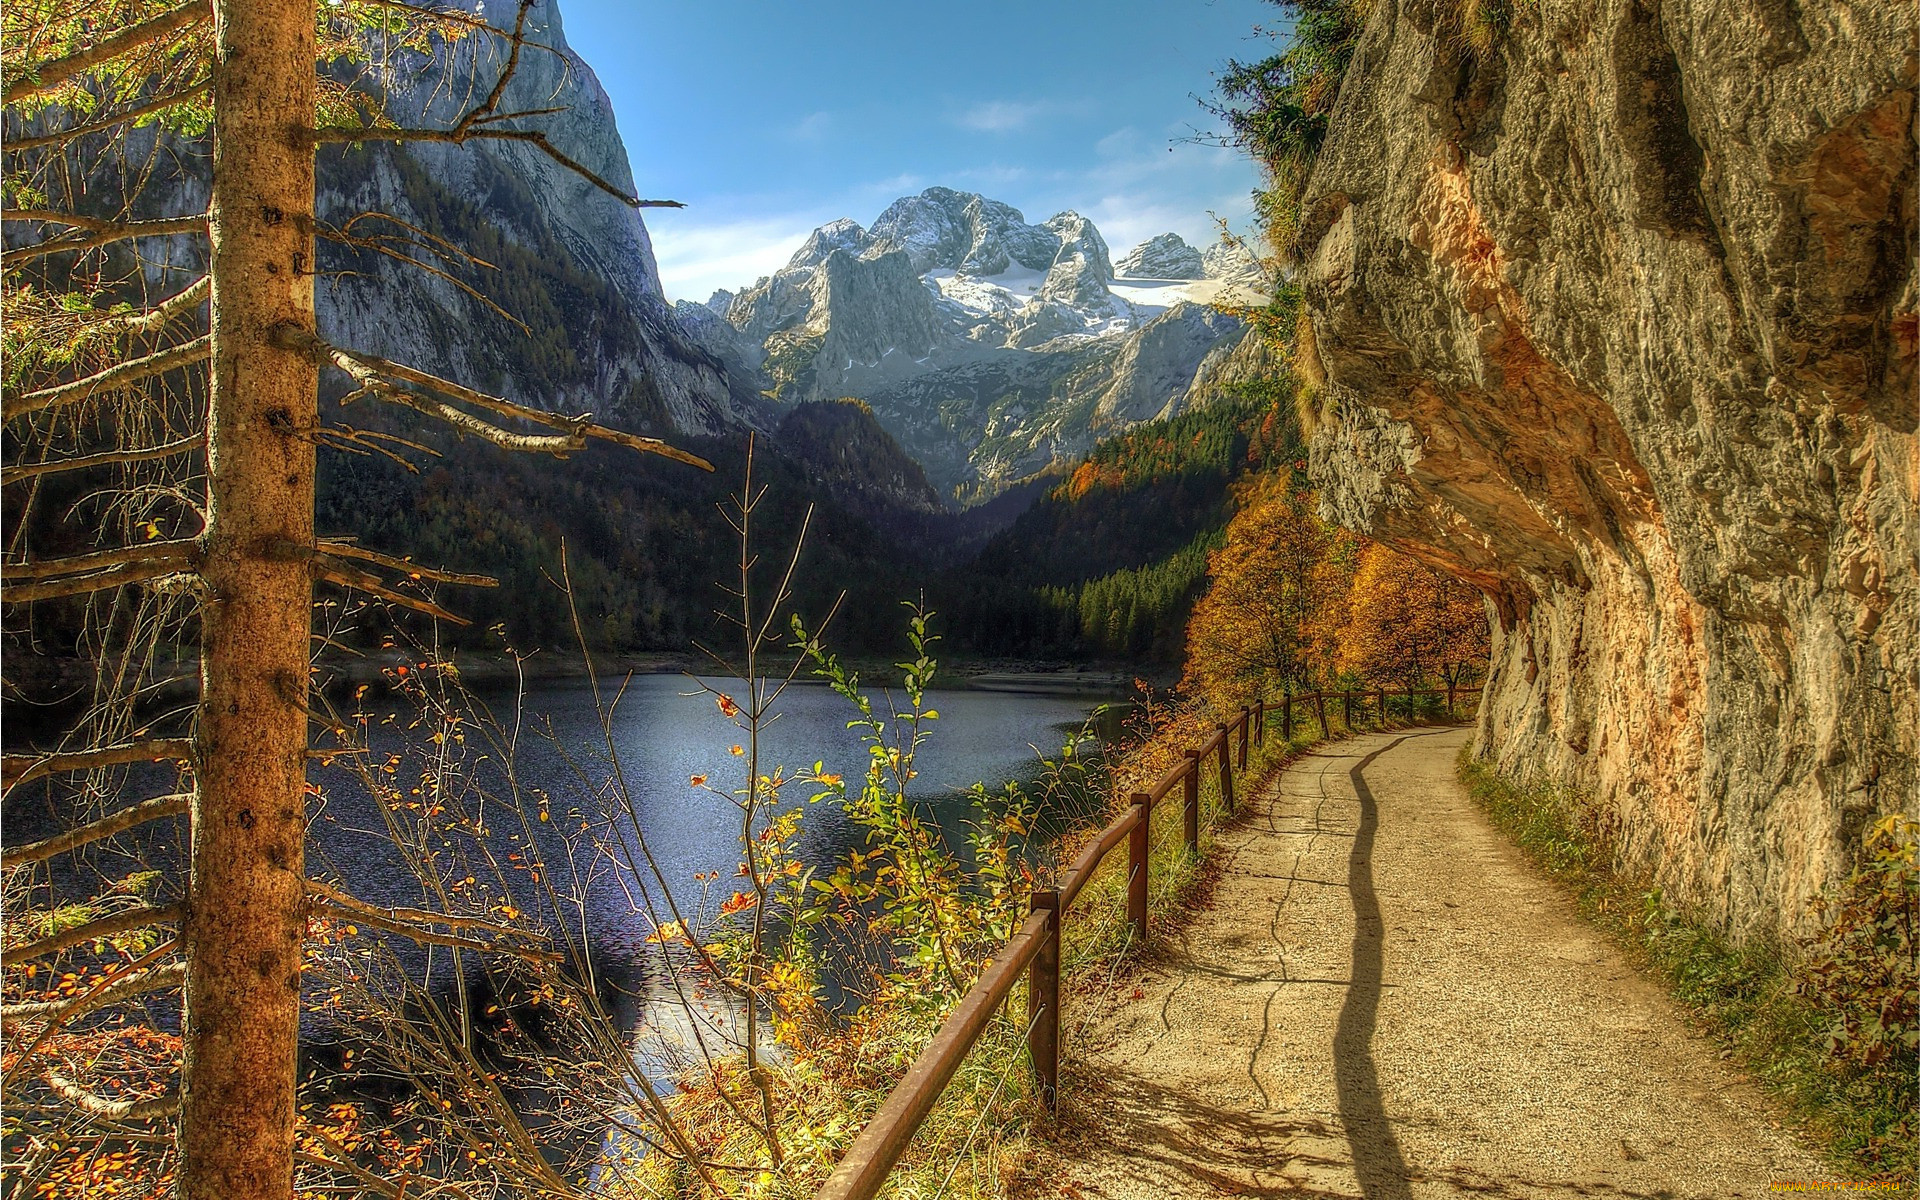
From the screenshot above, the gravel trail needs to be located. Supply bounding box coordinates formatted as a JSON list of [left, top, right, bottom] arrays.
[[1018, 727, 1823, 1199]]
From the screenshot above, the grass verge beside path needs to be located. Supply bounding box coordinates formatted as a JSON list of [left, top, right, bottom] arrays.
[[1458, 756, 1917, 1188]]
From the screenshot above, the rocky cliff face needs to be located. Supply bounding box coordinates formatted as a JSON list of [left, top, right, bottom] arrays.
[[315, 0, 766, 436], [1295, 0, 1916, 940]]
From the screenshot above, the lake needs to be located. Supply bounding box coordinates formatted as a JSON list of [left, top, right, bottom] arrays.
[[301, 673, 1121, 994]]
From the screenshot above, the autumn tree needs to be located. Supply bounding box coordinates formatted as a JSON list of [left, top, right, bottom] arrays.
[[2, 1, 704, 1196], [1335, 541, 1490, 706], [1180, 475, 1355, 711]]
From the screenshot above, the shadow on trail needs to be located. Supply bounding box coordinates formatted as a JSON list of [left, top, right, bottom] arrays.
[[1335, 735, 1415, 1200]]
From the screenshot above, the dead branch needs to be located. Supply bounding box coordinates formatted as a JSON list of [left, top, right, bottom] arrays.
[[2, 960, 185, 1021], [316, 221, 527, 332], [311, 423, 438, 473], [3, 738, 194, 789], [2, 79, 211, 151], [5, 334, 211, 421], [3, 539, 200, 581], [306, 895, 560, 965], [3, 557, 198, 602], [3, 212, 208, 264], [2, 902, 186, 967], [45, 1071, 181, 1121], [3, 793, 192, 870], [305, 879, 546, 945], [276, 327, 713, 469], [1, 0, 212, 105], [293, 1149, 404, 1200], [298, 0, 677, 213], [307, 122, 684, 209], [2, 433, 204, 485], [316, 541, 497, 588], [311, 557, 471, 626], [118, 275, 210, 335]]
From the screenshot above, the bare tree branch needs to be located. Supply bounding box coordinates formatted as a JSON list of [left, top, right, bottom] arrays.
[[1, 558, 197, 602], [311, 557, 472, 626], [45, 1071, 181, 1121], [3, 960, 185, 1021], [275, 327, 714, 469], [305, 879, 546, 945], [307, 122, 684, 208], [2, 79, 211, 151], [117, 275, 210, 335], [2, 212, 208, 264], [316, 541, 497, 588], [306, 890, 559, 965], [5, 334, 211, 421], [3, 739, 194, 789], [3, 539, 200, 581], [2, 793, 192, 870], [2, 902, 186, 967], [2, 433, 204, 485], [1, 0, 212, 105]]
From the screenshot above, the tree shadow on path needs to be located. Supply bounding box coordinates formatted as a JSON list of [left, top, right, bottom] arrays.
[[1336, 734, 1417, 1200]]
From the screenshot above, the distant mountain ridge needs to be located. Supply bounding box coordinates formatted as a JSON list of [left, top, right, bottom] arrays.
[[693, 187, 1269, 503]]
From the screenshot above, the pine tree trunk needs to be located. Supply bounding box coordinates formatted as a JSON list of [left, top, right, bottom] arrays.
[[182, 0, 316, 1193]]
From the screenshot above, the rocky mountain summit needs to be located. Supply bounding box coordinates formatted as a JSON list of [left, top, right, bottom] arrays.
[[1115, 233, 1205, 279], [696, 187, 1270, 501]]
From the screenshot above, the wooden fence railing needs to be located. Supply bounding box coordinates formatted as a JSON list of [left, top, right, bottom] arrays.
[[812, 685, 1471, 1200]]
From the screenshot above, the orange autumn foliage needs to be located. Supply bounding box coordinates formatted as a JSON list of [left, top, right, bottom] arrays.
[[1180, 477, 1358, 710], [1335, 541, 1491, 696], [1181, 475, 1492, 713]]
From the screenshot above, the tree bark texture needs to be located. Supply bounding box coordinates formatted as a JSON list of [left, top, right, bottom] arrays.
[[182, 0, 317, 1193]]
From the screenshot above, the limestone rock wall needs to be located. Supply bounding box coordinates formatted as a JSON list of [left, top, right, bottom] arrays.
[[1296, 0, 1916, 941]]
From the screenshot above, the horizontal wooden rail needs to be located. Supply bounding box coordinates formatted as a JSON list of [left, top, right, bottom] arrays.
[[812, 681, 1474, 1199], [1056, 802, 1143, 913], [812, 907, 1053, 1200]]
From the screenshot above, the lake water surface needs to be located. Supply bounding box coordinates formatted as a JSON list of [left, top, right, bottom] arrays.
[[306, 674, 1120, 971]]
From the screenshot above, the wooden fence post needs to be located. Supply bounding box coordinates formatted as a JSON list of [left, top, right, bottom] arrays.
[[1127, 793, 1150, 945], [1314, 691, 1330, 740], [1282, 691, 1293, 741], [1375, 687, 1386, 724], [1343, 689, 1355, 730], [1254, 699, 1265, 745], [1182, 750, 1200, 854], [1446, 681, 1456, 717], [1216, 730, 1234, 814], [1237, 707, 1250, 770], [1028, 889, 1060, 1114]]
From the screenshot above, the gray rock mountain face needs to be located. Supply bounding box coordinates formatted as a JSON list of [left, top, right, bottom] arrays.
[[1038, 211, 1117, 309], [865, 187, 1059, 275], [858, 302, 1246, 502], [761, 249, 950, 400], [709, 188, 1249, 500], [1116, 233, 1206, 279], [1296, 0, 1914, 942], [1200, 238, 1264, 286], [315, 0, 766, 436]]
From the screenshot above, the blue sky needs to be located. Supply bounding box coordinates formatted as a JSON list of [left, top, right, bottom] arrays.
[[557, 0, 1282, 302]]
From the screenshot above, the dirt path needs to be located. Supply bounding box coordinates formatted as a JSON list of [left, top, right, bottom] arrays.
[[1019, 727, 1823, 1200]]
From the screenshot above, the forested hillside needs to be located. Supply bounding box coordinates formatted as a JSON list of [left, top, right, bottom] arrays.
[[940, 378, 1299, 661]]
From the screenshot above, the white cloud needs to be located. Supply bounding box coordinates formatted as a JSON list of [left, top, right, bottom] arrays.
[[953, 99, 1048, 133], [646, 212, 830, 302], [789, 111, 832, 142]]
